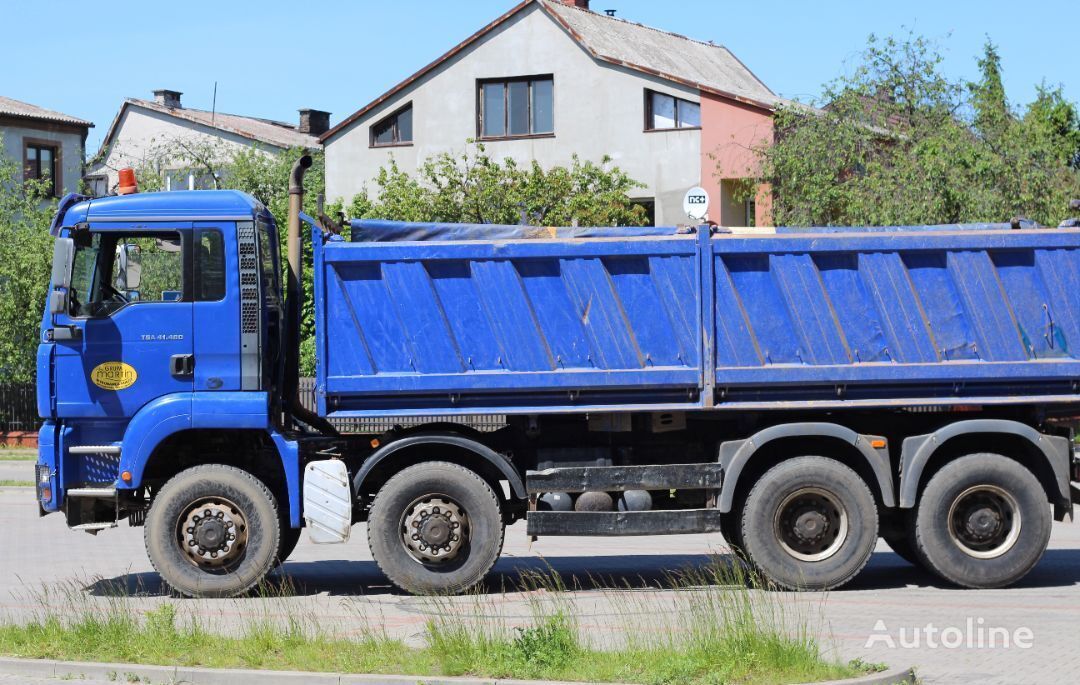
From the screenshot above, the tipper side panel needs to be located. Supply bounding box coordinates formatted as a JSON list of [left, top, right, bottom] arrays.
[[711, 229, 1080, 405], [317, 235, 704, 415]]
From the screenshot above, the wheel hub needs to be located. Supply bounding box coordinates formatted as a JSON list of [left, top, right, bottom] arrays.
[[948, 485, 1021, 559], [794, 509, 829, 541], [401, 497, 468, 563], [774, 487, 849, 562], [178, 499, 248, 571]]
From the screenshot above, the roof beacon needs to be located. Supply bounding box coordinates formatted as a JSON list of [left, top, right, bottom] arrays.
[[116, 168, 138, 195]]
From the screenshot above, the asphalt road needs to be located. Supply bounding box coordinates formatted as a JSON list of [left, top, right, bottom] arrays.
[[1, 485, 1078, 684]]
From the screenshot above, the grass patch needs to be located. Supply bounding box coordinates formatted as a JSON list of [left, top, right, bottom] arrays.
[[0, 480, 32, 487], [0, 448, 36, 461], [0, 561, 867, 684]]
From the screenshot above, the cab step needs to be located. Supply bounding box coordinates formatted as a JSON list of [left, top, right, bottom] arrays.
[[67, 487, 117, 498], [71, 521, 117, 535], [68, 445, 121, 455]]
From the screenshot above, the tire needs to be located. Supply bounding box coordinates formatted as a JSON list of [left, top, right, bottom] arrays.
[[719, 510, 745, 557], [913, 453, 1051, 589], [882, 532, 923, 567], [740, 456, 878, 591], [276, 525, 302, 566], [145, 464, 280, 598], [367, 461, 504, 595]]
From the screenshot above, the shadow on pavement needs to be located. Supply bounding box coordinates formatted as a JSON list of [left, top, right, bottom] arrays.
[[83, 548, 1080, 599]]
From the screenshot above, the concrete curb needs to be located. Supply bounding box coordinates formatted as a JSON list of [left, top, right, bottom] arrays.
[[794, 667, 917, 685], [0, 657, 916, 685]]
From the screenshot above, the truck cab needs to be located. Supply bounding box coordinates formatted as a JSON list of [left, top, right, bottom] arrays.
[[37, 189, 299, 559]]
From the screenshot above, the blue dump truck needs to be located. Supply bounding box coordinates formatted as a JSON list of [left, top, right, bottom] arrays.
[[35, 156, 1080, 596]]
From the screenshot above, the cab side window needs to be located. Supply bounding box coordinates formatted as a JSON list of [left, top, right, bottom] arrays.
[[70, 231, 184, 318], [195, 229, 225, 301]]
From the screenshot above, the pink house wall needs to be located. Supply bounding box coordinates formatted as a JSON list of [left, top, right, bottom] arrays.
[[699, 93, 774, 226]]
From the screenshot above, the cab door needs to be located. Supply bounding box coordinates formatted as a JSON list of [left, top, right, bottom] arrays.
[[51, 224, 194, 419], [191, 222, 241, 392]]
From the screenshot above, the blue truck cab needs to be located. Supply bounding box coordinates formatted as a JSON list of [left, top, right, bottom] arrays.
[[35, 160, 1080, 598]]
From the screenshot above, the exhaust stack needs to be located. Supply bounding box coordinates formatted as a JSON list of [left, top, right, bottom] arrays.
[[284, 155, 336, 434]]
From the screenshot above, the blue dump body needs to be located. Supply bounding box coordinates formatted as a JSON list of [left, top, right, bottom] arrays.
[[313, 220, 1080, 418]]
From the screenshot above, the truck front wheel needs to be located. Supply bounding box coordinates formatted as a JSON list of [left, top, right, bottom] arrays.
[[740, 456, 878, 590], [367, 461, 504, 595], [144, 465, 281, 598], [913, 453, 1051, 589]]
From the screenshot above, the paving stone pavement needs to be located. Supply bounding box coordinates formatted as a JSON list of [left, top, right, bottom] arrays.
[[1, 487, 1077, 684], [0, 462, 30, 483]]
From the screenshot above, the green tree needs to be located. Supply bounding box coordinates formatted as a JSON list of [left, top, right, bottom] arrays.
[[351, 143, 648, 227], [0, 138, 58, 383], [744, 33, 1080, 226]]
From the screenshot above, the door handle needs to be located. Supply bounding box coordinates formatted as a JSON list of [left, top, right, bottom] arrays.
[[170, 354, 195, 377]]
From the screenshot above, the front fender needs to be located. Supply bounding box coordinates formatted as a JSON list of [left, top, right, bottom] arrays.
[[119, 393, 193, 488]]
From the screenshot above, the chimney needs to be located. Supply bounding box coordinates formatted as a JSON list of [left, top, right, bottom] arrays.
[[153, 89, 182, 108], [558, 0, 590, 8], [298, 109, 331, 136]]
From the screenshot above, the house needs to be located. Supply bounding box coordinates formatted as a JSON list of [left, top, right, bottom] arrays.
[[322, 0, 784, 226], [0, 96, 93, 197], [87, 90, 329, 195]]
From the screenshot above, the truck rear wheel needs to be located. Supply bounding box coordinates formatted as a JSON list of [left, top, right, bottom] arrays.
[[913, 453, 1050, 589], [367, 461, 504, 595], [144, 465, 280, 598], [882, 531, 923, 567], [740, 456, 878, 590]]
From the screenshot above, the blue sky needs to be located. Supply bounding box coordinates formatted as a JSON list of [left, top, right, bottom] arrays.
[[6, 0, 1078, 155]]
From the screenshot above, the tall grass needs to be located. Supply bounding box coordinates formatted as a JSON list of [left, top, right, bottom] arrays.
[[0, 559, 862, 685]]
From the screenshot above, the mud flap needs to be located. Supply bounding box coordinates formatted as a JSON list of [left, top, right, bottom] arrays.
[[303, 460, 352, 544]]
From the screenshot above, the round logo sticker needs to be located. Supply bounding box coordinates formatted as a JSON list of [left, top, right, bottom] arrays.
[[91, 362, 137, 390]]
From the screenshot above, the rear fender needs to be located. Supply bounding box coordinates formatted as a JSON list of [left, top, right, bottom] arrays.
[[353, 433, 526, 501], [718, 422, 896, 512], [899, 419, 1072, 517]]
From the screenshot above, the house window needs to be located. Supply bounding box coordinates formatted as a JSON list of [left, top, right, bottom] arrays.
[[24, 141, 60, 196], [744, 197, 756, 227], [370, 104, 413, 147], [478, 76, 554, 139], [645, 90, 701, 130], [631, 198, 656, 226]]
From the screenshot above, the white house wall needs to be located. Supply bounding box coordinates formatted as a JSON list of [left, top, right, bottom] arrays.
[[325, 3, 702, 226], [97, 106, 282, 190]]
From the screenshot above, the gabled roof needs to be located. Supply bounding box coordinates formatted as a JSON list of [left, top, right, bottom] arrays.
[[96, 98, 320, 161], [0, 95, 93, 128], [541, 1, 776, 107], [321, 0, 780, 143]]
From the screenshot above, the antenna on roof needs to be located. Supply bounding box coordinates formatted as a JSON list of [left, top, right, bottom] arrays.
[[211, 81, 218, 125], [604, 8, 616, 16]]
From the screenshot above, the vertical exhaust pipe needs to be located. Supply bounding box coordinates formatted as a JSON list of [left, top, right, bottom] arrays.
[[284, 155, 336, 434]]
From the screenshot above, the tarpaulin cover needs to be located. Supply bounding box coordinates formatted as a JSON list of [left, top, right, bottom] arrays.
[[350, 219, 1041, 242], [350, 219, 684, 242]]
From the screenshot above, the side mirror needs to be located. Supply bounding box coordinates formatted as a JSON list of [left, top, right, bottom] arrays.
[[51, 238, 74, 290], [49, 238, 74, 316], [115, 242, 142, 290]]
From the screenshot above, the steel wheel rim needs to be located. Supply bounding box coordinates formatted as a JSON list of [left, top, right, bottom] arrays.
[[176, 496, 249, 573], [399, 494, 469, 565], [773, 486, 849, 562], [947, 484, 1022, 560]]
